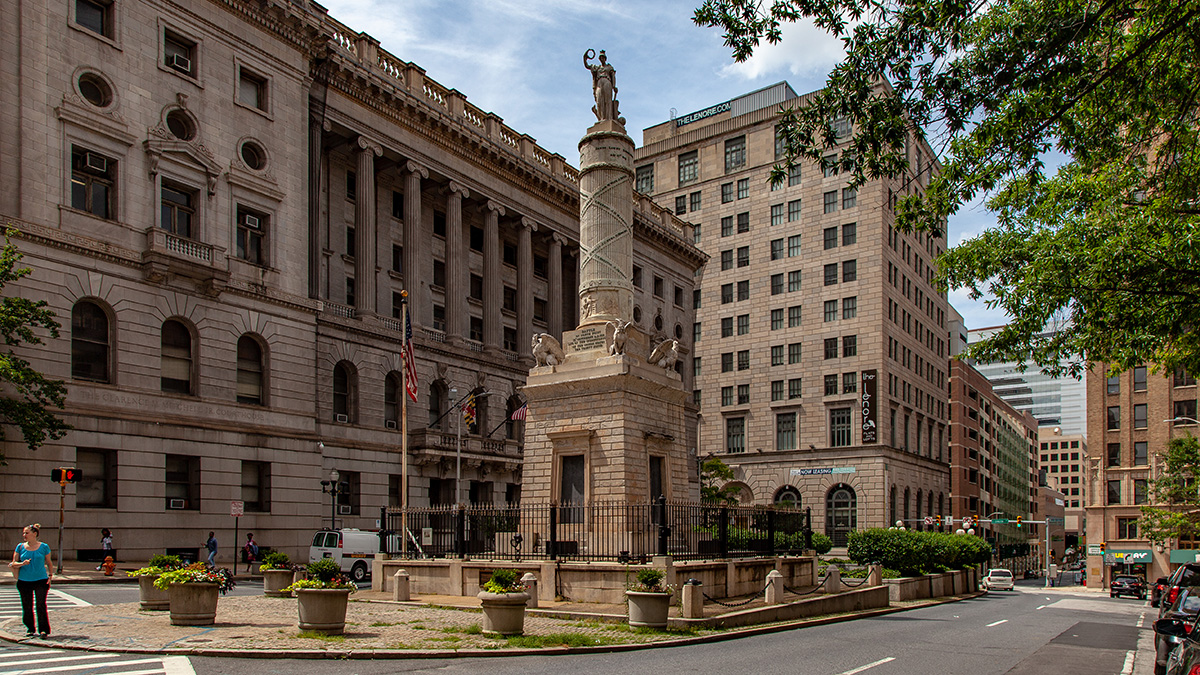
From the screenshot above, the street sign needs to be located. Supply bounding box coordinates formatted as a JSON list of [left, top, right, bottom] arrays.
[[1047, 516, 1065, 524], [230, 500, 244, 517], [991, 518, 1010, 524], [1104, 553, 1116, 566], [923, 516, 935, 525]]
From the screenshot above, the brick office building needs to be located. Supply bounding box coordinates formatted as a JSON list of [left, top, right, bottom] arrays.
[[632, 82, 951, 544], [0, 0, 701, 560]]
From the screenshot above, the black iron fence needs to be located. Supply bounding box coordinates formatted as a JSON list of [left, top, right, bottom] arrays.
[[379, 497, 813, 562]]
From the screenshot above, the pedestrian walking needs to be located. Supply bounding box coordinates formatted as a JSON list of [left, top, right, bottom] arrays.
[[10, 523, 53, 638], [243, 533, 258, 573], [96, 528, 113, 570], [205, 531, 218, 567]]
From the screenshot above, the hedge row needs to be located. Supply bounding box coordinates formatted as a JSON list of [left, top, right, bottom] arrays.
[[846, 528, 990, 576], [692, 527, 834, 555]]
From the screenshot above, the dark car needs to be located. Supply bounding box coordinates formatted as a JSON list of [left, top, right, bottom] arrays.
[[1161, 563, 1200, 619], [1112, 574, 1146, 600], [1155, 577, 1172, 608], [1154, 612, 1200, 675], [1157, 588, 1200, 673]]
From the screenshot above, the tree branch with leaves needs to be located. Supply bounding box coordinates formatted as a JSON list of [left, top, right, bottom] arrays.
[[1142, 435, 1200, 545]]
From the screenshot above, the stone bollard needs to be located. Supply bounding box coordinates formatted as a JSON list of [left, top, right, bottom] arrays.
[[392, 569, 410, 602], [868, 564, 883, 587], [682, 578, 704, 619], [521, 573, 539, 608], [765, 570, 786, 605], [823, 566, 842, 594]]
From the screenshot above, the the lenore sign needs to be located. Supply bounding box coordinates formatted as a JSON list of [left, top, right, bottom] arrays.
[[861, 370, 878, 443]]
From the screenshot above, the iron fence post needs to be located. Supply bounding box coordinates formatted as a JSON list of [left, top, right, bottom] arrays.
[[767, 509, 776, 556], [380, 506, 388, 554], [455, 504, 466, 558], [804, 506, 813, 550], [656, 495, 669, 557], [548, 503, 558, 561], [719, 507, 729, 559]]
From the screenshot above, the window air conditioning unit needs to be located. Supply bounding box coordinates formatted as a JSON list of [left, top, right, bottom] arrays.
[[335, 413, 349, 423], [169, 54, 192, 73], [243, 214, 260, 229], [168, 499, 186, 509], [84, 152, 107, 173], [385, 420, 397, 430], [338, 505, 353, 516]]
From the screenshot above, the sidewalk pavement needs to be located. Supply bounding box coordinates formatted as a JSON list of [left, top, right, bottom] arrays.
[[0, 560, 264, 585]]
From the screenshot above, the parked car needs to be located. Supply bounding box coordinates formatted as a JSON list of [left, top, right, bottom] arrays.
[[983, 568, 1015, 591], [1154, 577, 1172, 608], [1156, 588, 1200, 674], [1111, 575, 1147, 600], [308, 528, 379, 582], [1154, 612, 1200, 675]]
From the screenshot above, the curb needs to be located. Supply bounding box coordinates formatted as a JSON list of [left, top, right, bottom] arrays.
[[0, 591, 987, 658]]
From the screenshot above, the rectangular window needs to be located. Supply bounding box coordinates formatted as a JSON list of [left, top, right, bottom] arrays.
[[690, 191, 702, 212], [788, 165, 802, 187], [824, 337, 838, 360], [432, 260, 446, 287], [654, 275, 665, 298], [346, 225, 356, 258], [235, 206, 267, 265], [432, 304, 446, 331], [559, 456, 585, 522], [534, 255, 548, 279], [1107, 373, 1120, 395], [737, 280, 749, 301], [1118, 517, 1139, 538], [737, 246, 750, 268], [432, 210, 446, 237], [824, 375, 838, 396], [241, 460, 270, 512], [737, 178, 749, 199], [737, 212, 750, 233], [693, 322, 702, 343], [694, 224, 701, 243], [1175, 399, 1198, 422], [1107, 480, 1121, 505], [678, 150, 699, 185], [824, 191, 838, 213], [788, 378, 802, 399], [721, 386, 734, 406], [788, 235, 802, 257], [70, 147, 116, 220], [843, 297, 857, 319], [788, 271, 801, 292], [1107, 405, 1120, 429], [737, 314, 749, 335], [1134, 403, 1147, 429], [722, 317, 734, 337], [830, 408, 852, 447], [693, 289, 701, 309], [843, 372, 857, 394], [721, 249, 733, 271], [788, 305, 802, 328], [771, 274, 784, 295], [1133, 365, 1148, 391], [721, 182, 734, 203], [824, 227, 838, 250], [238, 67, 268, 111], [1134, 480, 1148, 506], [721, 283, 733, 304], [788, 343, 802, 364], [721, 352, 733, 373], [824, 300, 838, 322], [469, 316, 484, 341], [345, 277, 355, 307], [771, 345, 784, 366], [75, 0, 112, 37], [842, 188, 857, 210], [776, 413, 797, 450], [165, 454, 200, 510], [770, 238, 784, 260], [770, 204, 785, 226], [843, 260, 857, 282], [164, 30, 197, 77], [1134, 441, 1148, 466], [770, 309, 784, 330], [824, 263, 838, 286], [721, 216, 733, 237], [775, 126, 786, 159], [160, 183, 196, 238], [1107, 443, 1121, 467], [787, 199, 802, 222], [842, 222, 857, 245], [76, 448, 116, 508], [635, 165, 654, 193], [771, 380, 785, 401], [843, 335, 857, 357], [725, 136, 746, 172], [392, 244, 403, 273], [726, 417, 746, 453], [503, 327, 517, 351], [1176, 368, 1198, 387], [675, 195, 687, 215], [633, 266, 643, 288], [469, 226, 484, 252], [503, 286, 517, 312], [737, 384, 750, 404], [533, 298, 547, 322], [674, 285, 683, 307], [822, 154, 838, 178]]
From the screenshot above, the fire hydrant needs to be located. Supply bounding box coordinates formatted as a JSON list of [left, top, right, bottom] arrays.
[[101, 556, 115, 576]]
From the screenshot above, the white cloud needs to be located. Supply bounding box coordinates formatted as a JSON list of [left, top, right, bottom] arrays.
[[718, 19, 846, 82]]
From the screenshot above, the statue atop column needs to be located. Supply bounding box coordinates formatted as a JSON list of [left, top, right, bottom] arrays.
[[584, 49, 624, 125]]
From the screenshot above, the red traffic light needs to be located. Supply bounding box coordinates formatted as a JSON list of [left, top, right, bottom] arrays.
[[50, 467, 82, 483]]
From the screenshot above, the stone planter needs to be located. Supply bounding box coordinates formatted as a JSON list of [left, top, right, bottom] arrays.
[[262, 569, 295, 597], [168, 582, 219, 626], [626, 590, 672, 629], [137, 575, 170, 611], [478, 591, 530, 636], [296, 588, 352, 634]]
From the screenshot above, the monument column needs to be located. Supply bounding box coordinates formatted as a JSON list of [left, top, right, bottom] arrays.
[[517, 217, 537, 355], [404, 161, 428, 328], [548, 232, 564, 338], [355, 136, 383, 316], [445, 182, 469, 342], [577, 114, 633, 326], [483, 200, 505, 350]]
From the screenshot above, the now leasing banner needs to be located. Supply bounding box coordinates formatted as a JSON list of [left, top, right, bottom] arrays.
[[861, 370, 878, 443]]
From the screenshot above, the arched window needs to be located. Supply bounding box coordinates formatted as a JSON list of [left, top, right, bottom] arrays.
[[333, 361, 355, 423], [903, 487, 911, 526], [428, 380, 446, 429], [236, 335, 264, 405], [916, 489, 924, 530], [938, 493, 944, 519], [384, 372, 401, 429], [826, 484, 857, 547], [774, 486, 802, 508], [71, 300, 110, 383], [889, 485, 897, 528], [161, 319, 193, 394]]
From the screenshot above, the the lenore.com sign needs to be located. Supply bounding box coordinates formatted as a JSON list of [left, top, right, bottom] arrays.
[[861, 370, 878, 443]]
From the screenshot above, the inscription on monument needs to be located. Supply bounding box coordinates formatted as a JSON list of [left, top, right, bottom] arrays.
[[567, 326, 607, 352]]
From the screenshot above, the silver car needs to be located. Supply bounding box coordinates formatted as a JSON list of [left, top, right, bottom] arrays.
[[983, 568, 1015, 591]]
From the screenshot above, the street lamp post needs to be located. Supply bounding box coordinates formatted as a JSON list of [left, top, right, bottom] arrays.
[[320, 469, 345, 529], [448, 388, 498, 506]]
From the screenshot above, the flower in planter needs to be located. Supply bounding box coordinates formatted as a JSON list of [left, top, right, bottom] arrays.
[[258, 552, 291, 571], [127, 554, 185, 578], [628, 568, 674, 594], [153, 563, 237, 594], [283, 558, 356, 592], [482, 568, 526, 594]]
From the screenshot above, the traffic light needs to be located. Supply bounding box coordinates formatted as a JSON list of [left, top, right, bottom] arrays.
[[1016, 516, 1022, 528], [50, 467, 81, 484], [934, 515, 942, 526], [1100, 542, 1106, 553]]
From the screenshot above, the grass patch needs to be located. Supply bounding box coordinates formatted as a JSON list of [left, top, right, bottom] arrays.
[[627, 625, 699, 636], [293, 631, 346, 642], [388, 642, 422, 650], [370, 621, 399, 627], [504, 632, 614, 648], [426, 635, 461, 644], [427, 604, 482, 613], [440, 623, 483, 635]]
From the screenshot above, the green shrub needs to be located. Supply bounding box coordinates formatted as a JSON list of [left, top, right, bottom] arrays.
[[483, 568, 525, 593], [306, 558, 341, 583], [633, 568, 666, 592], [847, 528, 988, 576], [810, 532, 834, 555], [260, 552, 291, 571], [149, 554, 183, 570]]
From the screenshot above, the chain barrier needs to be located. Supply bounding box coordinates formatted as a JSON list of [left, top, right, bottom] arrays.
[[782, 582, 825, 596], [700, 584, 768, 608], [840, 575, 871, 588]]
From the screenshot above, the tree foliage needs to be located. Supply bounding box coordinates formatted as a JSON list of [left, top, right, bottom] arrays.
[[0, 232, 69, 463], [694, 0, 1200, 376], [1141, 435, 1200, 544], [699, 456, 743, 505]]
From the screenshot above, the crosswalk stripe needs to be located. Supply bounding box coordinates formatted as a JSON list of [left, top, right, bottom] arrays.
[[0, 587, 89, 619], [161, 656, 196, 675], [0, 654, 118, 667], [48, 590, 90, 607], [9, 657, 162, 674], [0, 650, 60, 658]]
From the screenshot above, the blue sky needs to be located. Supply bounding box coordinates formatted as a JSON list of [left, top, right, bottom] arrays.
[[321, 0, 1009, 330]]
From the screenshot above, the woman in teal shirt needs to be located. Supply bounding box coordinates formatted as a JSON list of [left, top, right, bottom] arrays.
[[10, 523, 53, 637]]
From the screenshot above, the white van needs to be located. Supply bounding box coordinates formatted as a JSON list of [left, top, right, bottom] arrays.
[[308, 528, 379, 582]]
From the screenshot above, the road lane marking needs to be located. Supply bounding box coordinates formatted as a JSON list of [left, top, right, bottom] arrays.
[[0, 654, 114, 667], [838, 657, 896, 674], [162, 656, 196, 675], [15, 657, 162, 674], [0, 650, 61, 658], [1120, 650, 1134, 674], [987, 619, 1008, 627]]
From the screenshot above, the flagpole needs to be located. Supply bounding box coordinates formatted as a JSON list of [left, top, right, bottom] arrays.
[[400, 290, 409, 557]]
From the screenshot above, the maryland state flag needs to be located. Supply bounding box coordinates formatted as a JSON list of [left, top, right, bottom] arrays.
[[462, 393, 476, 426]]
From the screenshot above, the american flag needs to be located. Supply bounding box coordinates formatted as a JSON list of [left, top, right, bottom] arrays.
[[510, 403, 527, 421], [403, 302, 418, 402]]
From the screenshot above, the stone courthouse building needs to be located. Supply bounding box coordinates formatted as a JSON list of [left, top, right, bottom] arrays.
[[0, 0, 700, 560], [633, 83, 951, 544]]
